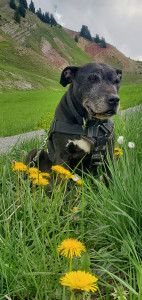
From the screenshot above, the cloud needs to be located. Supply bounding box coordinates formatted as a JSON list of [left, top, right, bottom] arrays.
[[27, 0, 142, 60], [54, 12, 65, 26]]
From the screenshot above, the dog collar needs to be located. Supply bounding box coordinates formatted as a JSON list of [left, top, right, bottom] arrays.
[[66, 93, 86, 125]]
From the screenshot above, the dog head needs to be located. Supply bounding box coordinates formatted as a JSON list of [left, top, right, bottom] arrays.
[[60, 62, 122, 119]]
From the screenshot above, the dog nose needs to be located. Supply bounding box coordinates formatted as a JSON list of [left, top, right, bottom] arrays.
[[107, 95, 120, 105]]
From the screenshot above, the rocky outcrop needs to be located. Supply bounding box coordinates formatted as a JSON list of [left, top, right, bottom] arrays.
[[41, 38, 68, 69]]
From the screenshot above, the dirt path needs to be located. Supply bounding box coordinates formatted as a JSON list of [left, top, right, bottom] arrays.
[[0, 105, 141, 155], [0, 129, 45, 154]]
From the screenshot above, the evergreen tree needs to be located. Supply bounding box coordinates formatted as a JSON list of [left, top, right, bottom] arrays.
[[94, 34, 100, 44], [14, 8, 21, 23], [99, 37, 107, 48], [41, 13, 46, 22], [36, 8, 43, 20], [19, 0, 27, 9], [9, 0, 16, 10], [18, 4, 26, 17], [29, 0, 35, 13], [50, 14, 57, 25], [36, 8, 57, 26], [74, 35, 78, 43], [80, 25, 92, 41], [44, 12, 50, 24]]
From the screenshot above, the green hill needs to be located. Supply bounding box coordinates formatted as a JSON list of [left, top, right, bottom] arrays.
[[0, 0, 142, 92], [0, 0, 93, 92]]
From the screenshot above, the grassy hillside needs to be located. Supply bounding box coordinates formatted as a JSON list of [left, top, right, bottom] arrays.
[[0, 0, 93, 92], [0, 0, 142, 92], [68, 34, 142, 84]]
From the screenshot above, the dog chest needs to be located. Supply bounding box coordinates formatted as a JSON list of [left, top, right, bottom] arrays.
[[66, 138, 91, 154]]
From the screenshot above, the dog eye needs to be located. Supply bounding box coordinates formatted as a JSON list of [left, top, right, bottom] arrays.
[[114, 78, 120, 84], [88, 74, 100, 83]]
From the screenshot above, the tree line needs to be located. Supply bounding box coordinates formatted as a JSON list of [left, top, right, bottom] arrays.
[[75, 25, 107, 48], [9, 0, 57, 26]]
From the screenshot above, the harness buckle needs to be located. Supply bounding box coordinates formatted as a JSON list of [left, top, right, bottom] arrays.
[[87, 126, 94, 138], [91, 153, 104, 166], [99, 124, 109, 135]]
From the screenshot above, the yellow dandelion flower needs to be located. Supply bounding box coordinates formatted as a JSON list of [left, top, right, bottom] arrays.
[[32, 178, 49, 186], [28, 167, 41, 174], [114, 147, 123, 156], [57, 238, 86, 258], [77, 179, 83, 186], [11, 162, 28, 172], [40, 172, 51, 178], [60, 270, 98, 293], [51, 165, 71, 177], [70, 174, 75, 180], [29, 173, 43, 179], [72, 207, 78, 213]]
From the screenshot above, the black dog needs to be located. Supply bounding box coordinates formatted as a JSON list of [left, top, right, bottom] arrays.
[[25, 62, 122, 183]]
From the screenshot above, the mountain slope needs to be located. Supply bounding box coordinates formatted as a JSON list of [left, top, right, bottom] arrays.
[[0, 0, 142, 92], [77, 37, 139, 72], [65, 29, 142, 83], [0, 0, 93, 91]]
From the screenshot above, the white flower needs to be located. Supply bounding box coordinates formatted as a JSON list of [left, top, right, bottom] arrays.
[[117, 136, 124, 144], [128, 142, 135, 148], [72, 174, 80, 182], [110, 286, 129, 299]]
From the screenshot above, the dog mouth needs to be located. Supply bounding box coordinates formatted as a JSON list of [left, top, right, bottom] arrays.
[[85, 105, 116, 119], [103, 109, 116, 117]]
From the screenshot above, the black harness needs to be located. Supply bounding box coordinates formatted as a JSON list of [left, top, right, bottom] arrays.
[[48, 93, 114, 167]]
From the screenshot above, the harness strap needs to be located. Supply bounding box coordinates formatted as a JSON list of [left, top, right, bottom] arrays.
[[48, 117, 114, 166], [49, 119, 114, 139], [49, 119, 86, 136]]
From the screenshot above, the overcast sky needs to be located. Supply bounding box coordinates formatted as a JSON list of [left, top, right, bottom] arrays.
[[27, 0, 142, 61]]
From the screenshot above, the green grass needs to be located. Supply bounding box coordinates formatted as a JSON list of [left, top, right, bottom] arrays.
[[0, 84, 142, 137], [122, 72, 142, 85], [0, 90, 65, 137], [0, 37, 61, 91], [119, 84, 142, 109], [0, 109, 142, 299]]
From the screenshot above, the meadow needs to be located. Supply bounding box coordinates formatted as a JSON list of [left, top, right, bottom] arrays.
[[0, 83, 142, 137], [0, 106, 142, 299], [0, 90, 64, 137]]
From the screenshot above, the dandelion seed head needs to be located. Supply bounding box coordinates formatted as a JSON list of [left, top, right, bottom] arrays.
[[117, 136, 124, 144], [128, 142, 135, 148]]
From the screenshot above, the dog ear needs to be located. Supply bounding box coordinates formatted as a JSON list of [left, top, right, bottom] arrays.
[[60, 66, 79, 87], [115, 69, 122, 81]]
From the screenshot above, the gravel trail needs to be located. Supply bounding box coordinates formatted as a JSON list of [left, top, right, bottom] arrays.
[[0, 105, 142, 155], [0, 129, 45, 154]]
